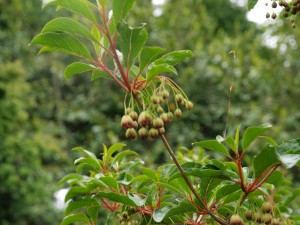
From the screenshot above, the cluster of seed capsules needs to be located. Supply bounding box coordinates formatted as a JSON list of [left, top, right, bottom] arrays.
[[118, 211, 138, 225], [120, 87, 193, 140], [266, 0, 300, 28], [229, 202, 292, 225]]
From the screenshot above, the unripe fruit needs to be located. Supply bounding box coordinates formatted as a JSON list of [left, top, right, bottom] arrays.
[[158, 127, 165, 134], [138, 111, 152, 126], [253, 212, 262, 223], [151, 96, 159, 104], [125, 108, 133, 115], [160, 113, 170, 124], [157, 96, 164, 104], [266, 12, 271, 18], [186, 101, 193, 110], [157, 106, 164, 113], [271, 218, 280, 225], [230, 214, 244, 225], [161, 90, 169, 99], [138, 127, 149, 139], [271, 12, 277, 19], [167, 111, 174, 120], [261, 213, 273, 224], [174, 108, 182, 118], [129, 111, 138, 121], [121, 115, 135, 129], [153, 118, 164, 129], [175, 94, 183, 103], [149, 128, 159, 138], [272, 1, 277, 8], [126, 128, 137, 139], [244, 210, 252, 220], [132, 121, 138, 129], [262, 202, 273, 213]]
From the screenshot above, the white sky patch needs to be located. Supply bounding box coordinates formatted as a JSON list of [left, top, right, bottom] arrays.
[[54, 188, 69, 209]]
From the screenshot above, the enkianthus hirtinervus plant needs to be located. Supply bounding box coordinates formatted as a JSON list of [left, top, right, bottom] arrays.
[[31, 0, 300, 225]]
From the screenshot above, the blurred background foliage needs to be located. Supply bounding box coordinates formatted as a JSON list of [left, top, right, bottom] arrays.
[[0, 0, 299, 224]]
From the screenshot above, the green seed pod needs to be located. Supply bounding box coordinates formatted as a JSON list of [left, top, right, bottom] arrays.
[[138, 127, 149, 139], [175, 94, 183, 103], [162, 90, 169, 99], [129, 111, 138, 121], [153, 118, 164, 129], [149, 128, 159, 138], [262, 202, 273, 213], [151, 96, 159, 104], [167, 111, 174, 120], [271, 12, 277, 19], [121, 115, 135, 129], [174, 108, 182, 118], [261, 213, 273, 224], [186, 101, 193, 110], [244, 210, 252, 220], [272, 1, 277, 8], [266, 12, 271, 18], [230, 214, 244, 225], [138, 111, 152, 126], [253, 212, 261, 223], [158, 127, 165, 134], [126, 128, 137, 139], [157, 105, 164, 113], [160, 113, 170, 124]]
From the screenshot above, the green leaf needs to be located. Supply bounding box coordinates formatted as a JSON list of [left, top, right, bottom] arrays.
[[112, 0, 135, 26], [99, 176, 119, 191], [87, 205, 101, 222], [153, 206, 171, 223], [41, 17, 98, 43], [65, 186, 91, 202], [117, 21, 148, 69], [275, 138, 300, 168], [193, 140, 230, 157], [65, 198, 98, 215], [74, 157, 101, 172], [91, 69, 111, 81], [242, 123, 272, 150], [253, 144, 281, 179], [58, 173, 82, 186], [106, 143, 126, 161], [140, 46, 166, 72], [199, 178, 222, 204], [141, 167, 157, 181], [73, 147, 101, 169], [31, 32, 92, 59], [128, 193, 147, 206], [112, 150, 138, 166], [259, 136, 278, 146], [65, 62, 95, 79], [154, 50, 193, 66], [57, 0, 97, 23], [234, 124, 241, 151], [61, 213, 90, 225], [248, 0, 259, 10], [216, 184, 241, 200], [96, 192, 136, 206], [265, 170, 283, 187], [165, 201, 197, 218], [146, 63, 177, 82]]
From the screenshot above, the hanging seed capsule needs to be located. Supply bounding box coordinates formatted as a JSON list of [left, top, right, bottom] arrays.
[[157, 105, 164, 113], [161, 90, 170, 99], [266, 12, 271, 18], [271, 12, 277, 19], [125, 128, 137, 139], [152, 118, 164, 129], [175, 94, 183, 103], [149, 128, 159, 138], [230, 214, 244, 225], [174, 108, 182, 118], [129, 111, 138, 121], [272, 1, 277, 8], [138, 111, 152, 126], [158, 127, 165, 134], [138, 127, 149, 139], [186, 101, 193, 110], [121, 115, 134, 129]]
